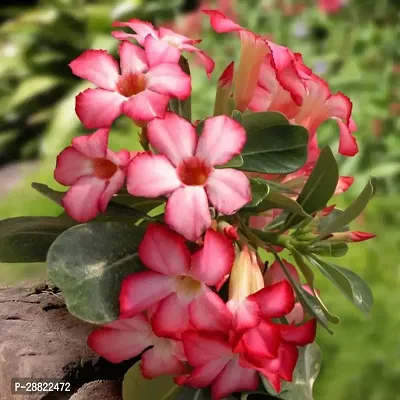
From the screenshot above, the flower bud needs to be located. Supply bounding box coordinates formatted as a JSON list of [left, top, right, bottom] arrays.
[[324, 231, 376, 243], [214, 61, 234, 116], [216, 220, 239, 240]]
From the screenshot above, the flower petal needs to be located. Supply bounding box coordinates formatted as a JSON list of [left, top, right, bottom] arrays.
[[112, 19, 158, 45], [190, 229, 235, 286], [238, 321, 280, 359], [138, 223, 191, 275], [212, 358, 259, 400], [179, 43, 215, 77], [122, 90, 169, 123], [285, 302, 305, 325], [62, 176, 106, 222], [151, 293, 190, 338], [337, 118, 358, 157], [181, 359, 229, 388], [326, 92, 352, 121], [196, 116, 246, 166], [205, 168, 251, 214], [99, 168, 125, 212], [226, 297, 260, 332], [203, 9, 243, 33], [127, 152, 181, 197], [144, 35, 180, 67], [87, 314, 152, 363], [119, 271, 175, 318], [181, 330, 232, 366], [71, 128, 109, 159], [75, 88, 125, 129], [335, 176, 354, 195], [69, 49, 119, 90], [147, 112, 197, 167], [189, 287, 232, 333], [248, 281, 295, 319], [264, 260, 301, 287], [141, 346, 186, 378], [54, 146, 93, 186], [278, 343, 298, 382], [119, 41, 148, 75], [146, 63, 191, 100], [165, 186, 211, 242], [279, 319, 317, 346]]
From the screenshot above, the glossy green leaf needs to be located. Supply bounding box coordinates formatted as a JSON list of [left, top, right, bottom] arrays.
[[307, 256, 374, 314], [309, 242, 349, 257], [285, 147, 339, 230], [238, 112, 309, 174], [318, 178, 377, 239], [245, 178, 270, 208], [47, 221, 145, 323], [112, 190, 165, 214], [316, 209, 350, 234], [246, 190, 310, 218], [0, 216, 77, 263], [215, 154, 244, 169], [122, 363, 180, 400]]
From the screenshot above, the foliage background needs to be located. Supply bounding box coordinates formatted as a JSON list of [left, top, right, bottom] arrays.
[[0, 0, 399, 399]]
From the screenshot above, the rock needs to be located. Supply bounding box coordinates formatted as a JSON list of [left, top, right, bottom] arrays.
[[0, 281, 94, 400], [69, 380, 122, 400]]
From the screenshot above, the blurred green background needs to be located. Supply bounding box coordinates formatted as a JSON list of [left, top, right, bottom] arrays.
[[0, 0, 399, 399]]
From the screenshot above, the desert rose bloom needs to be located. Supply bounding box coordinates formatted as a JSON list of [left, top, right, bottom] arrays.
[[119, 224, 235, 338], [204, 10, 270, 112], [111, 19, 215, 76], [69, 40, 191, 128], [318, 0, 346, 14], [127, 112, 251, 241], [54, 128, 135, 222], [87, 313, 186, 378]]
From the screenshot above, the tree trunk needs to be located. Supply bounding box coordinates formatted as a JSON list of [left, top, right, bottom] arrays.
[[0, 281, 134, 400]]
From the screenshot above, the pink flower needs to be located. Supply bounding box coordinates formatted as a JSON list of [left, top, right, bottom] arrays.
[[54, 128, 134, 222], [178, 330, 260, 399], [126, 112, 251, 241], [324, 231, 376, 243], [69, 41, 191, 128], [87, 313, 187, 378], [111, 19, 215, 76], [204, 10, 270, 112], [119, 223, 235, 338]]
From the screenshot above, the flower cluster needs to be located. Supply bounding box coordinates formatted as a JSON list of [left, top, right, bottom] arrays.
[[88, 223, 316, 398], [50, 9, 375, 400]]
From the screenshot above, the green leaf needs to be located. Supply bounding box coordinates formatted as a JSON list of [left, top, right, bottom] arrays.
[[309, 242, 349, 257], [285, 147, 339, 230], [237, 112, 308, 174], [32, 182, 64, 205], [315, 208, 350, 234], [112, 190, 165, 214], [122, 363, 180, 400], [245, 178, 270, 208], [307, 256, 374, 314], [231, 109, 243, 123], [47, 221, 145, 323], [245, 191, 310, 218], [0, 216, 77, 263], [318, 178, 377, 239], [215, 154, 244, 169]]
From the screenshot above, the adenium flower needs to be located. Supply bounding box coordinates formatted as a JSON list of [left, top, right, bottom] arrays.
[[111, 19, 215, 76], [127, 112, 251, 241], [119, 223, 234, 338], [324, 231, 376, 243], [87, 313, 187, 378], [69, 40, 191, 128], [54, 128, 135, 222]]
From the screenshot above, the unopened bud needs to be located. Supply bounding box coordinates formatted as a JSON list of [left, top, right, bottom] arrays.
[[214, 61, 234, 116], [217, 221, 239, 240], [324, 231, 376, 243]]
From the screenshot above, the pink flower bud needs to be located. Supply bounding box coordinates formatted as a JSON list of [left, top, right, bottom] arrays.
[[216, 220, 239, 240], [324, 231, 376, 243]]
